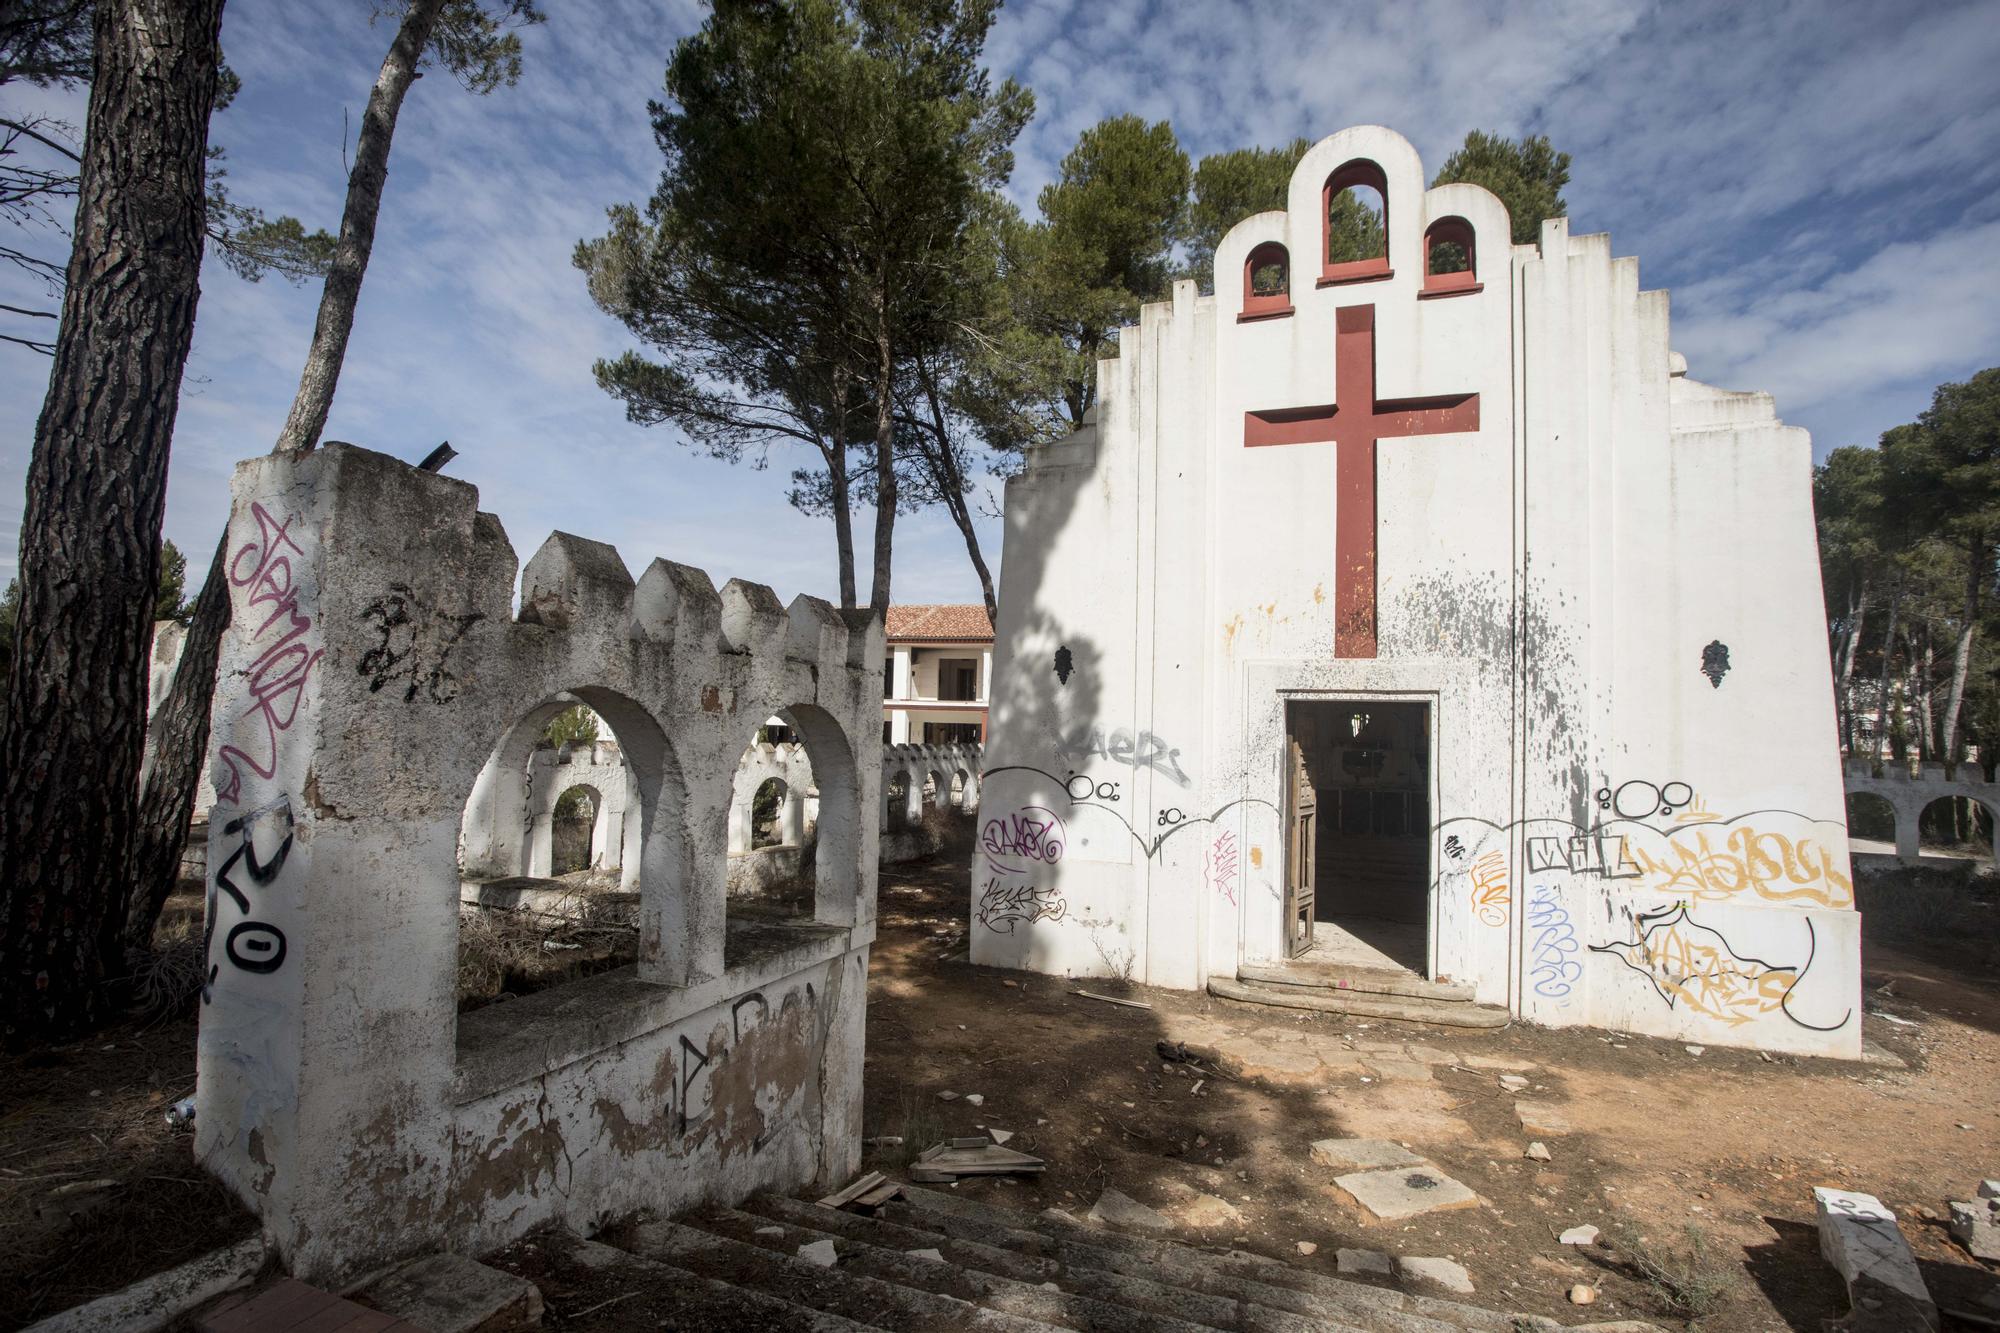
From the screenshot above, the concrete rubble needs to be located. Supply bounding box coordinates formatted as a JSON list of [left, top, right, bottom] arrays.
[[1947, 1184, 2000, 1261], [1333, 1165, 1480, 1222], [1088, 1188, 1174, 1233], [1813, 1187, 1938, 1332], [1308, 1137, 1422, 1170], [1335, 1247, 1392, 1276], [1395, 1256, 1475, 1294]]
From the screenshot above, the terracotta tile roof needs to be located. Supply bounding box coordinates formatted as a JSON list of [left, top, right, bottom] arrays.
[[885, 604, 993, 642]]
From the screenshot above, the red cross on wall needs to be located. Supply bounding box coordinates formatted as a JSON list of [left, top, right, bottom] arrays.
[[1245, 303, 1480, 657]]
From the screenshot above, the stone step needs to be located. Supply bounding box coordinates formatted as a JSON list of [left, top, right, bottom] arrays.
[[699, 1203, 1227, 1333], [620, 1216, 1067, 1333], [890, 1186, 1555, 1333], [743, 1195, 1376, 1333], [1237, 960, 1476, 1003], [550, 1232, 885, 1331], [1208, 977, 1510, 1029], [353, 1252, 542, 1332]]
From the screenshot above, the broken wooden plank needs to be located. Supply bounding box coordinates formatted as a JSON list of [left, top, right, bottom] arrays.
[[817, 1170, 887, 1209]]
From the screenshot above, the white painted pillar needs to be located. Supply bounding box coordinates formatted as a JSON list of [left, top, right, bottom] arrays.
[[892, 646, 912, 701], [780, 788, 805, 847], [903, 770, 924, 826], [980, 649, 992, 702], [890, 708, 910, 744], [528, 812, 554, 877]]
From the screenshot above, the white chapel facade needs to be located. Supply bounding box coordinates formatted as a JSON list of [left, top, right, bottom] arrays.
[[975, 126, 1859, 1057]]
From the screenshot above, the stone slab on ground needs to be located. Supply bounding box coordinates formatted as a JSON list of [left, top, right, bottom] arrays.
[[1395, 1256, 1474, 1293], [198, 1278, 429, 1333], [1366, 1058, 1434, 1082], [1170, 1192, 1245, 1230], [1309, 1137, 1423, 1171], [1813, 1187, 1938, 1332], [1335, 1247, 1392, 1276], [1459, 1053, 1537, 1072], [1088, 1188, 1173, 1233], [1211, 1040, 1324, 1085], [1333, 1165, 1480, 1222], [356, 1255, 543, 1332], [33, 1235, 266, 1333], [1948, 1197, 2000, 1260], [1515, 1100, 1571, 1135]]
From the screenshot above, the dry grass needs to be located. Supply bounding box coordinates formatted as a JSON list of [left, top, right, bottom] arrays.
[[1604, 1223, 1740, 1323], [456, 905, 639, 1010]]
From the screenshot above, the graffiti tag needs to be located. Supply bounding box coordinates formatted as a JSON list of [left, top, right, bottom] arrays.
[[214, 503, 322, 807], [981, 807, 1066, 869], [1204, 831, 1240, 908], [977, 879, 1067, 934], [1057, 726, 1192, 788], [1631, 827, 1852, 909], [1589, 903, 1848, 1031], [1469, 851, 1509, 927], [1526, 885, 1581, 1000]]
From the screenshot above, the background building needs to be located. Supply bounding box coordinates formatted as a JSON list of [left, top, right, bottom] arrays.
[[884, 605, 993, 744]]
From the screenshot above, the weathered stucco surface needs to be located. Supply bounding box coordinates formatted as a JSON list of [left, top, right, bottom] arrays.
[[976, 125, 1857, 1058], [195, 443, 880, 1281]]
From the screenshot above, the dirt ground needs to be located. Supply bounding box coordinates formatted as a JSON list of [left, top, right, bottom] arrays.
[[849, 848, 2000, 1332], [7, 853, 1999, 1330]]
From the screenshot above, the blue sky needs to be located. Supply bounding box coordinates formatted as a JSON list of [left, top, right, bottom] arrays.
[[3, 0, 1997, 598]]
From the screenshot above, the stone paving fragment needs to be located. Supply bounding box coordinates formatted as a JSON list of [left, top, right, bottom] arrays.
[[1396, 1256, 1474, 1293], [797, 1239, 838, 1268], [1813, 1187, 1938, 1331], [1309, 1137, 1423, 1171], [1333, 1165, 1480, 1222], [1460, 1054, 1538, 1071], [1515, 1100, 1571, 1134], [1948, 1196, 2000, 1260], [1367, 1058, 1434, 1082], [1560, 1224, 1600, 1246], [1088, 1187, 1173, 1233], [1336, 1247, 1392, 1276], [1524, 1141, 1553, 1161]]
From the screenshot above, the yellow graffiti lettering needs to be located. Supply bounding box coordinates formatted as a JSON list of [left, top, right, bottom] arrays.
[[1632, 826, 1850, 909], [1469, 851, 1509, 927]]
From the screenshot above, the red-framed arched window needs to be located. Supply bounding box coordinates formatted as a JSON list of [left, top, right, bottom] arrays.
[[1320, 159, 1390, 286], [1421, 216, 1480, 297], [1240, 241, 1292, 321]]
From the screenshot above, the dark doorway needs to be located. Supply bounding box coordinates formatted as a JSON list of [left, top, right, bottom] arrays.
[[1285, 699, 1430, 973]]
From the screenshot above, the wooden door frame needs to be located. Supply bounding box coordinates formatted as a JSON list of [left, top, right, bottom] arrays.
[[1279, 693, 1438, 975]]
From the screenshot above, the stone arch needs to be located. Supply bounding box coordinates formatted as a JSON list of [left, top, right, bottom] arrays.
[[1322, 157, 1389, 280], [750, 776, 790, 850], [1918, 793, 1996, 856], [1241, 240, 1291, 320], [1844, 790, 1896, 847], [1423, 215, 1477, 293], [459, 685, 690, 975], [885, 768, 911, 829], [550, 781, 604, 875]]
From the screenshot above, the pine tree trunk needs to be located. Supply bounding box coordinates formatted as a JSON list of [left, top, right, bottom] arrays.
[[1939, 539, 1983, 768], [1872, 586, 1901, 769], [827, 368, 856, 609], [1838, 577, 1869, 753], [274, 0, 447, 452], [868, 295, 896, 614], [125, 0, 448, 953], [914, 357, 997, 624], [125, 530, 227, 951], [0, 0, 226, 1043]]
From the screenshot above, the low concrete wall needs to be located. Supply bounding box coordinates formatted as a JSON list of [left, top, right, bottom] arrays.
[[195, 444, 882, 1283], [1844, 756, 1999, 864], [726, 843, 809, 897]]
